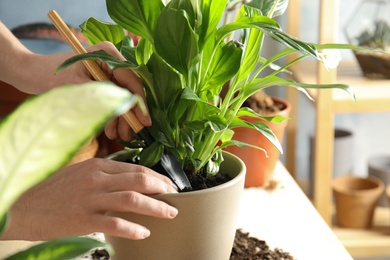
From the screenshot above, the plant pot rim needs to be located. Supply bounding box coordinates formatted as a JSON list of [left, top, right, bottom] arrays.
[[332, 175, 384, 195], [107, 150, 246, 197]]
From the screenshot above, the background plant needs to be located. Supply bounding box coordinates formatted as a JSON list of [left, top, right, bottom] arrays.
[[59, 0, 359, 177], [0, 82, 142, 259]]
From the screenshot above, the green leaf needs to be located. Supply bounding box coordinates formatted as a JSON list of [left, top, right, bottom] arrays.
[[146, 54, 182, 110], [80, 17, 125, 46], [205, 149, 224, 176], [57, 50, 138, 72], [237, 107, 289, 124], [0, 83, 139, 217], [154, 0, 198, 77], [202, 41, 242, 92], [247, 0, 289, 18], [198, 0, 228, 49], [135, 37, 153, 65], [236, 5, 264, 83], [139, 142, 164, 167], [0, 213, 8, 236], [217, 16, 319, 60], [106, 0, 164, 43], [56, 51, 154, 90], [205, 115, 228, 132], [229, 117, 282, 153], [119, 36, 138, 64], [5, 236, 110, 260], [219, 139, 268, 156]]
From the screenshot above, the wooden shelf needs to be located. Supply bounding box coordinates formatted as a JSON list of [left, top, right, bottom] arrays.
[[333, 207, 390, 258], [291, 59, 390, 113], [298, 178, 390, 258]]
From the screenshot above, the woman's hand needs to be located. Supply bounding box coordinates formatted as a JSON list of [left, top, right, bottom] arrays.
[[20, 41, 152, 141], [1, 158, 178, 241], [0, 21, 150, 140]]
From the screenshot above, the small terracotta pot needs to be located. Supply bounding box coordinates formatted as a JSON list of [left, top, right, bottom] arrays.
[[105, 150, 246, 260], [225, 97, 291, 187], [333, 175, 384, 229]]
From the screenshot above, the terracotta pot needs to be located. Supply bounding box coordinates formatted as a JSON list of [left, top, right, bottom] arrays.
[[105, 150, 246, 260], [225, 97, 291, 187], [333, 175, 384, 229]]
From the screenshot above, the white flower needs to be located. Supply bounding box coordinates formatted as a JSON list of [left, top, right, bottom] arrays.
[[318, 49, 341, 70]]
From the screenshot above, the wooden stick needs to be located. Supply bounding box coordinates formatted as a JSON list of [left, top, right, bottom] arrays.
[[47, 10, 144, 133]]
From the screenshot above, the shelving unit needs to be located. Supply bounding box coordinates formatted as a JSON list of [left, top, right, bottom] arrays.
[[286, 0, 390, 258]]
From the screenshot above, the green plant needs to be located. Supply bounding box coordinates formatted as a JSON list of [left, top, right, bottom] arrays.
[[59, 0, 359, 177], [0, 82, 142, 259], [356, 20, 390, 49]]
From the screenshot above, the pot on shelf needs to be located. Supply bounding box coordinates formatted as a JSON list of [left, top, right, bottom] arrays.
[[333, 175, 383, 229], [105, 150, 246, 260], [225, 96, 291, 187], [344, 0, 390, 79]]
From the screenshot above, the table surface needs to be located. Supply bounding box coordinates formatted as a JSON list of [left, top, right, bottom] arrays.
[[0, 162, 351, 260], [236, 161, 352, 260]]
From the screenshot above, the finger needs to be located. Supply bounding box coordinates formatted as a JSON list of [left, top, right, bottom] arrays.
[[113, 69, 152, 127], [101, 160, 177, 189], [87, 42, 152, 126], [90, 215, 151, 240], [104, 118, 118, 140], [117, 116, 132, 141], [97, 191, 178, 219], [101, 171, 178, 194]]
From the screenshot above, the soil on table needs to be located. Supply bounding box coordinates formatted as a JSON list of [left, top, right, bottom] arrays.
[[90, 229, 294, 260], [230, 229, 294, 260]]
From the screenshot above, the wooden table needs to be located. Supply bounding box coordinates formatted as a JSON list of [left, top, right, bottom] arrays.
[[236, 162, 353, 260]]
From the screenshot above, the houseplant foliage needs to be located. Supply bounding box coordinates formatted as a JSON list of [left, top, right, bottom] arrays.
[[59, 0, 357, 179], [0, 82, 142, 259]]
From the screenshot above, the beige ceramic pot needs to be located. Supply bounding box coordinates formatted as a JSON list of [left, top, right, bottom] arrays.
[[106, 150, 246, 260], [333, 175, 384, 229]]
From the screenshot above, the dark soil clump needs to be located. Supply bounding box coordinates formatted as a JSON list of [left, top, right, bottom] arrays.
[[90, 248, 110, 259], [230, 229, 294, 260], [244, 91, 286, 115], [184, 169, 232, 191]]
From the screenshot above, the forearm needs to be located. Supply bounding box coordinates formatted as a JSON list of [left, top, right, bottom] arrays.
[[0, 21, 34, 92]]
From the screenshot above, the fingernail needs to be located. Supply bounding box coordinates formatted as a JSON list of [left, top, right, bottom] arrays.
[[169, 207, 178, 218], [139, 228, 151, 239]]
